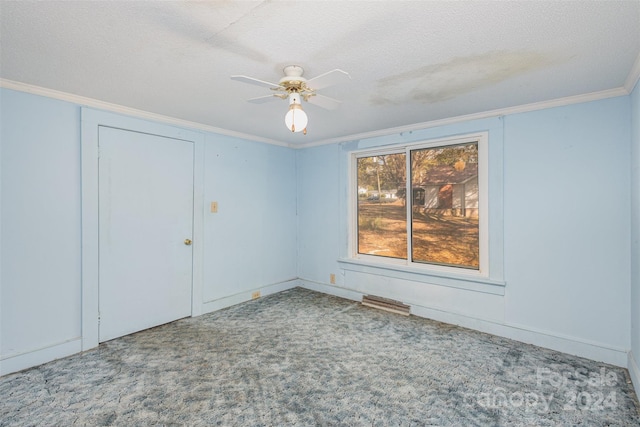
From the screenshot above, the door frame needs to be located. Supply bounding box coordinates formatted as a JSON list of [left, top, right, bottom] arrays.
[[80, 108, 205, 351]]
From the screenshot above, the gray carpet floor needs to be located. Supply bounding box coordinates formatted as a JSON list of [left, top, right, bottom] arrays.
[[1, 287, 639, 426]]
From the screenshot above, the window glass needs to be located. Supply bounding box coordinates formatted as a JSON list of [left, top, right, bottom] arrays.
[[354, 141, 481, 270], [410, 143, 479, 269], [356, 153, 407, 259]]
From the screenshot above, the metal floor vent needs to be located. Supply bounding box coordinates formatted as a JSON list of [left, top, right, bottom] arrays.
[[362, 295, 410, 316]]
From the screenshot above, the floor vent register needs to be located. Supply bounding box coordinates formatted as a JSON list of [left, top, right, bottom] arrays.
[[361, 295, 410, 316]]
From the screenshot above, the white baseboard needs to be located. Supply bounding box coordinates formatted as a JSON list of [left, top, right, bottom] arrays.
[[299, 279, 363, 302], [201, 279, 300, 314], [629, 351, 640, 395], [300, 280, 628, 367], [0, 338, 83, 377]]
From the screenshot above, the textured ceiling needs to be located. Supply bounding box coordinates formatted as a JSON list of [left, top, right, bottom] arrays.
[[1, 1, 639, 146]]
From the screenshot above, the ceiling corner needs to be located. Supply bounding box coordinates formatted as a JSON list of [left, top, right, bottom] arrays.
[[624, 52, 640, 94]]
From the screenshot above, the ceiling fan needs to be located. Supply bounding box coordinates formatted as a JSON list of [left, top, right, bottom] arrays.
[[231, 65, 351, 135]]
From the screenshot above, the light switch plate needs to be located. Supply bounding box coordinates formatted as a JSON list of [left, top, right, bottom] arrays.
[[210, 201, 218, 213]]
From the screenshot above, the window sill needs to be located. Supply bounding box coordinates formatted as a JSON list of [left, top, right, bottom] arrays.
[[337, 258, 506, 295]]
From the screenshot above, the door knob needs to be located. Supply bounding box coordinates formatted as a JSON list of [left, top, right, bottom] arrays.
[[184, 238, 192, 246]]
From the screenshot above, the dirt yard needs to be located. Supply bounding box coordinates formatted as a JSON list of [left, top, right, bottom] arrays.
[[357, 200, 479, 268]]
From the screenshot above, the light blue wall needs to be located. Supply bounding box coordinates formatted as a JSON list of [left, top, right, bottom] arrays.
[[297, 96, 632, 364], [203, 135, 297, 303], [1, 89, 82, 358], [296, 143, 342, 285], [503, 98, 630, 349], [631, 80, 640, 380], [0, 88, 298, 372]]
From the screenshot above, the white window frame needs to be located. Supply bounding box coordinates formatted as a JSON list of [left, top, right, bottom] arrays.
[[348, 132, 489, 279]]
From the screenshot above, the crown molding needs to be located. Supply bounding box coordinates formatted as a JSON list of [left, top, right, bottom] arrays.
[[0, 79, 291, 148], [297, 87, 629, 149], [624, 52, 640, 94], [1, 78, 631, 151]]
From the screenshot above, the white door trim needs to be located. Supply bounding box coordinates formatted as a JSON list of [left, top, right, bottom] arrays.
[[80, 108, 204, 351]]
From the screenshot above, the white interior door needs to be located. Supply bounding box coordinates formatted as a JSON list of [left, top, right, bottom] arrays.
[[98, 126, 194, 342]]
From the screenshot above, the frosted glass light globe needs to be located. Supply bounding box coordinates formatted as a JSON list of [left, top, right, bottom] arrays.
[[284, 104, 308, 133]]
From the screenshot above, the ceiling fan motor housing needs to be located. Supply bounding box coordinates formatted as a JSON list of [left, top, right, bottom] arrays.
[[279, 65, 309, 93], [283, 65, 304, 78]]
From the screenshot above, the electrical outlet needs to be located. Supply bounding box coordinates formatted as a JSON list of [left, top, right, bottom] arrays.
[[251, 291, 261, 299], [330, 273, 336, 284]]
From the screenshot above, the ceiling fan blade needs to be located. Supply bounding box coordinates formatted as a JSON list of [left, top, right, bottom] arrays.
[[306, 69, 351, 90], [231, 75, 281, 89], [306, 94, 342, 110], [247, 94, 281, 104]]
